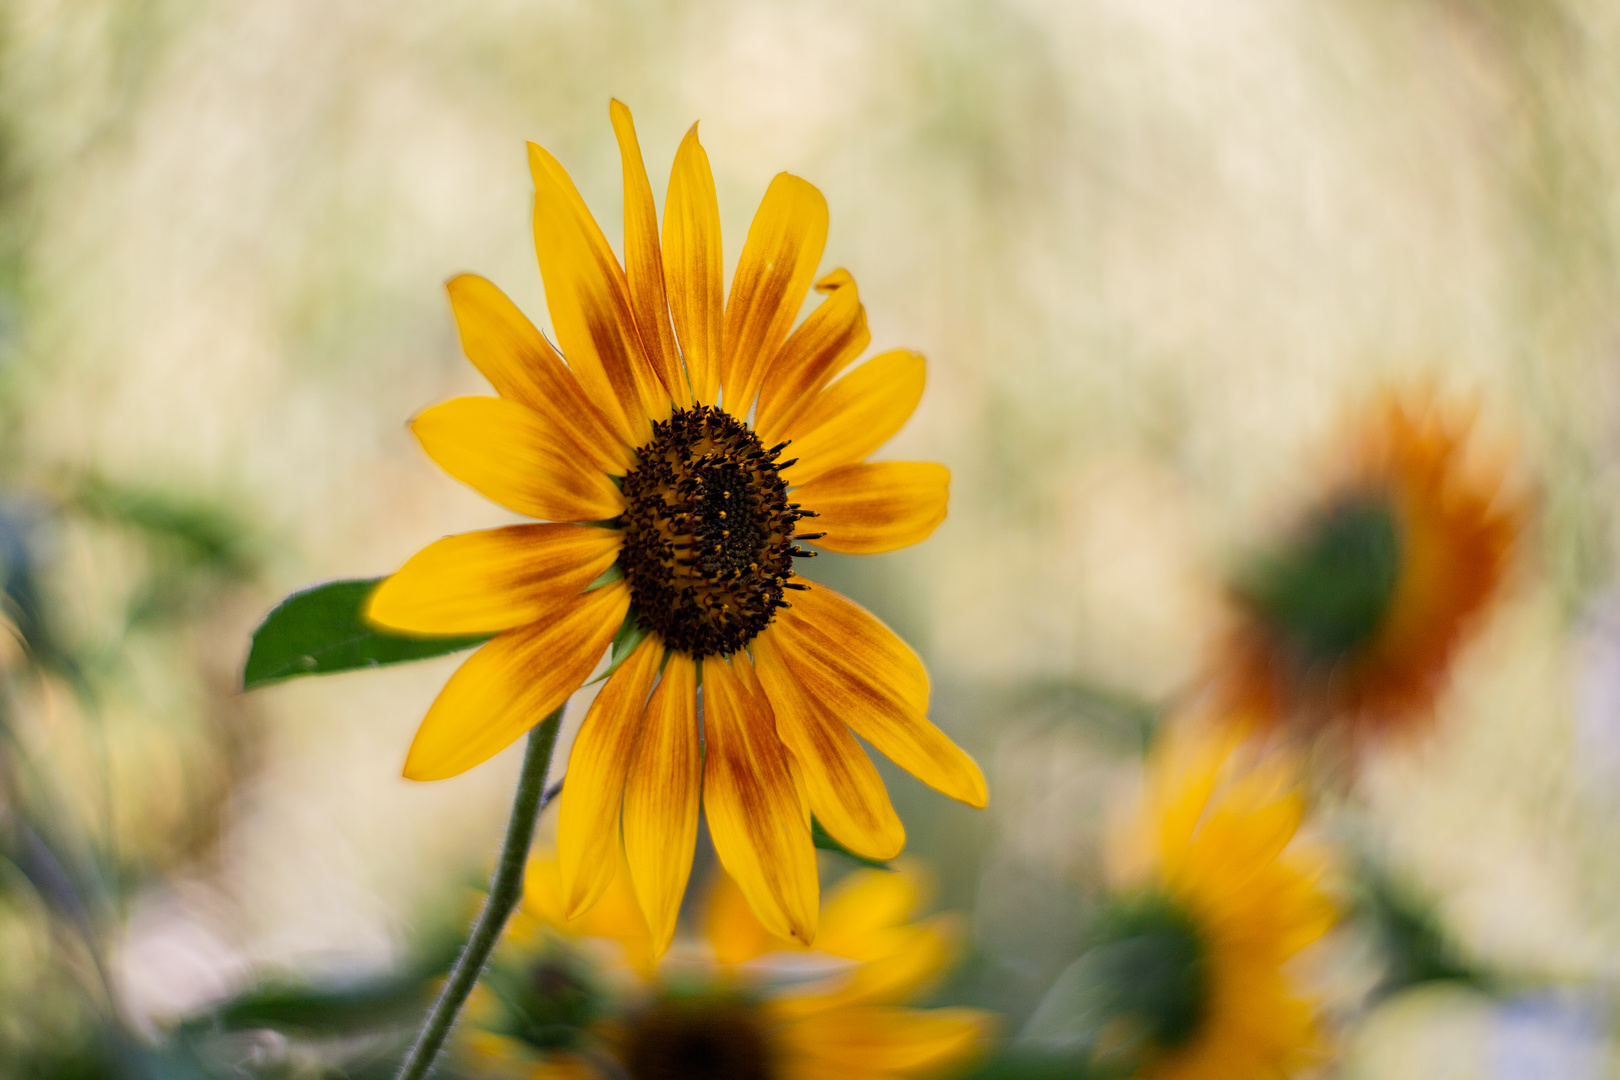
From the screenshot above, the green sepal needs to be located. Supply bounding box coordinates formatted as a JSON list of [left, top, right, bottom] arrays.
[[589, 608, 650, 685], [810, 817, 891, 870], [241, 578, 491, 690]]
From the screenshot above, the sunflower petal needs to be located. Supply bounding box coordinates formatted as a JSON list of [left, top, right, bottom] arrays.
[[721, 173, 828, 414], [445, 274, 633, 474], [529, 142, 669, 445], [771, 586, 987, 808], [701, 653, 819, 945], [703, 869, 793, 966], [367, 524, 621, 635], [755, 631, 905, 861], [662, 125, 723, 407], [777, 1005, 991, 1074], [402, 582, 630, 781], [777, 914, 963, 1016], [815, 865, 926, 961], [558, 635, 663, 919], [756, 270, 868, 444], [794, 462, 948, 554], [412, 397, 626, 522], [622, 651, 702, 957], [610, 101, 689, 409], [779, 350, 925, 486]]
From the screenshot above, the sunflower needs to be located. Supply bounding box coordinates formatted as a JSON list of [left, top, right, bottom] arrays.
[[460, 852, 993, 1080], [1088, 729, 1335, 1080], [1215, 387, 1523, 749], [364, 101, 986, 951]]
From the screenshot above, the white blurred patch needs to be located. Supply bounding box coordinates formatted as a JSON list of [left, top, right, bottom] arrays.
[[1490, 994, 1604, 1080], [1574, 593, 1620, 796]]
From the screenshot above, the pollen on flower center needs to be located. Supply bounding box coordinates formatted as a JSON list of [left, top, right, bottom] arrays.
[[618, 405, 821, 658]]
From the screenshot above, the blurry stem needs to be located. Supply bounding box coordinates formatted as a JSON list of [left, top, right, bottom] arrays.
[[393, 705, 565, 1080]]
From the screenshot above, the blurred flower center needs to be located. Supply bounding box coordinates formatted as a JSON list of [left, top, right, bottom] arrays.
[[622, 992, 777, 1080], [620, 405, 814, 657], [1237, 491, 1403, 665], [1081, 891, 1208, 1057]]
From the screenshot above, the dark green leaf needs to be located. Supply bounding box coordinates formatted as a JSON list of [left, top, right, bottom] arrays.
[[242, 578, 490, 690], [810, 817, 891, 870]]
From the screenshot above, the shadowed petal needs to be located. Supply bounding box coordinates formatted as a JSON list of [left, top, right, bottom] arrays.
[[794, 462, 949, 554], [610, 100, 689, 409], [622, 652, 702, 956], [411, 397, 625, 522], [529, 142, 670, 445], [777, 1005, 991, 1077], [755, 631, 905, 861], [446, 274, 633, 474], [402, 582, 630, 781], [662, 125, 723, 407], [771, 586, 987, 808], [558, 635, 664, 919], [701, 653, 819, 945], [756, 269, 868, 445], [367, 524, 621, 635], [778, 350, 925, 486], [721, 173, 827, 415]]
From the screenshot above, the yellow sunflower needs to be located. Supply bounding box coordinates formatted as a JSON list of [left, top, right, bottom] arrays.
[[460, 852, 994, 1080], [364, 100, 986, 952], [1216, 386, 1524, 749], [1093, 728, 1335, 1080]]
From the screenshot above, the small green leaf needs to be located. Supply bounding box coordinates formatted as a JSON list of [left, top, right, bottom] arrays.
[[810, 818, 891, 870], [242, 578, 490, 690]]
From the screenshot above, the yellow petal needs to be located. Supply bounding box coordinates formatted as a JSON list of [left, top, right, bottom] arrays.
[[756, 270, 868, 445], [411, 397, 625, 522], [778, 1005, 991, 1074], [700, 653, 819, 945], [662, 125, 724, 407], [777, 914, 963, 1016], [622, 651, 702, 957], [402, 582, 630, 781], [720, 173, 828, 415], [794, 462, 948, 555], [610, 101, 690, 410], [778, 350, 924, 486], [529, 142, 670, 446], [814, 864, 926, 961], [770, 586, 987, 808], [445, 274, 633, 474], [366, 524, 621, 636], [557, 635, 663, 919], [754, 632, 905, 861], [702, 868, 793, 966]]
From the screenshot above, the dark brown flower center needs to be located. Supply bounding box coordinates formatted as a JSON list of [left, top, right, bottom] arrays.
[[618, 406, 820, 658], [622, 993, 778, 1080]]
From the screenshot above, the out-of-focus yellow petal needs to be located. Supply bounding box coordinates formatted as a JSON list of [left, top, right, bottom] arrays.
[[557, 635, 663, 919], [662, 126, 723, 407], [767, 587, 987, 809], [609, 100, 689, 410], [366, 525, 621, 636], [702, 868, 790, 966], [700, 653, 819, 945], [755, 633, 905, 861], [776, 914, 963, 1017], [776, 1005, 992, 1075], [521, 853, 656, 977], [720, 173, 827, 415], [529, 142, 669, 446], [794, 462, 949, 555], [411, 397, 625, 522], [445, 274, 634, 474], [402, 582, 629, 781], [622, 652, 702, 957], [756, 269, 868, 444], [778, 350, 924, 486], [814, 865, 926, 961]]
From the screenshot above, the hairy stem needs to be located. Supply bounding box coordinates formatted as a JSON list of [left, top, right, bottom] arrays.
[[393, 706, 565, 1080]]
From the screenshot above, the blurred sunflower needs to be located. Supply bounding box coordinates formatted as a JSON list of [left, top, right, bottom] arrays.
[[1216, 387, 1523, 749], [1087, 729, 1334, 1080], [460, 852, 993, 1080], [364, 101, 986, 949]]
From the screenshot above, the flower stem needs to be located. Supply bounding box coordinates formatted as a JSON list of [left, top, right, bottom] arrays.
[[393, 705, 566, 1080]]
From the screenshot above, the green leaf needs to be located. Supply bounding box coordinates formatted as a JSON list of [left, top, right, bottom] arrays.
[[810, 817, 891, 870], [242, 578, 490, 690]]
